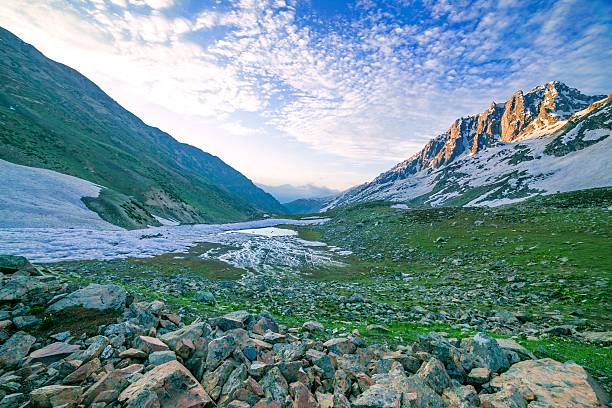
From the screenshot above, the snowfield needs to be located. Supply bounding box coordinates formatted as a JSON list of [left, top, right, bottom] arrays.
[[0, 160, 346, 274], [0, 159, 119, 229], [0, 218, 334, 264]]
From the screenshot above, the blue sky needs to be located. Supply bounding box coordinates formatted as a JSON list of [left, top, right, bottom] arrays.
[[1, 0, 610, 189]]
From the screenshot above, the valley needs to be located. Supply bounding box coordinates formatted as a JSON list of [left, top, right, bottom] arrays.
[[11, 188, 608, 392], [0, 15, 610, 407]]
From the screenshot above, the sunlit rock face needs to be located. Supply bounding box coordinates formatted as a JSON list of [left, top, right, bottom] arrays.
[[326, 82, 610, 210]]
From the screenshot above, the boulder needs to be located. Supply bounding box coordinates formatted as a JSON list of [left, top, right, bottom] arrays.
[[302, 321, 324, 332], [118, 360, 213, 407], [416, 358, 451, 395], [148, 350, 177, 366], [194, 291, 216, 305], [290, 381, 317, 408], [442, 383, 480, 408], [495, 338, 535, 360], [206, 334, 237, 370], [119, 348, 147, 359], [0, 255, 35, 274], [70, 336, 109, 363], [29, 385, 82, 408], [81, 370, 131, 405], [159, 320, 210, 357], [0, 331, 36, 368], [489, 358, 609, 407], [63, 358, 100, 384], [0, 276, 48, 303], [260, 367, 288, 403], [464, 333, 509, 373], [210, 310, 251, 331], [353, 364, 445, 408], [28, 342, 81, 365], [134, 335, 169, 354], [46, 284, 126, 313], [466, 367, 490, 385], [323, 338, 356, 355]]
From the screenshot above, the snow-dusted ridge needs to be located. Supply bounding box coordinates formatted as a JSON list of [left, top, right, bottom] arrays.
[[326, 82, 611, 209]]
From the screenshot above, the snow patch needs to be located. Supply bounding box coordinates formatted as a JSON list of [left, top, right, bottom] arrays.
[[0, 159, 119, 230]]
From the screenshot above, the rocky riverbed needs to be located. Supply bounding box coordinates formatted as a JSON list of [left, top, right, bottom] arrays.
[[0, 256, 610, 407]]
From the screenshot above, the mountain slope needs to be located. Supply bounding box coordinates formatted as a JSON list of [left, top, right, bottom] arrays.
[[0, 27, 284, 226], [327, 82, 611, 209], [257, 183, 340, 204], [283, 197, 332, 214]]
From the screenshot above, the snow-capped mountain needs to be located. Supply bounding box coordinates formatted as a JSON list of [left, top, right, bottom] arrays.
[[326, 82, 611, 209]]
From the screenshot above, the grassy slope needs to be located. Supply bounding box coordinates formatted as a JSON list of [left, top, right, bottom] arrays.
[[0, 27, 284, 225]]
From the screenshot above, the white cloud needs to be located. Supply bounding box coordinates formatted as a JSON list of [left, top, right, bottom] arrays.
[[0, 0, 609, 186]]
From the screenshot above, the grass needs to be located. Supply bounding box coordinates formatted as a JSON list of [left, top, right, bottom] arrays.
[[128, 243, 245, 280], [52, 188, 612, 389]]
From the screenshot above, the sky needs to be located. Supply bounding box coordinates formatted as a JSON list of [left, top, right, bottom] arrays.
[[1, 0, 610, 190]]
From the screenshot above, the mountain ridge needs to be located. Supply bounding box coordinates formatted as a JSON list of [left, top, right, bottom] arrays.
[[327, 82, 611, 209], [0, 27, 284, 226]]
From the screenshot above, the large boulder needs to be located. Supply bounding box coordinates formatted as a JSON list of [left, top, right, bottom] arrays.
[[488, 358, 609, 407], [46, 284, 126, 313], [29, 385, 82, 408], [209, 310, 251, 331], [0, 255, 35, 274], [0, 331, 36, 368], [353, 363, 445, 408], [463, 333, 509, 373], [159, 320, 211, 358], [27, 342, 81, 365], [0, 276, 48, 303], [118, 360, 214, 407]]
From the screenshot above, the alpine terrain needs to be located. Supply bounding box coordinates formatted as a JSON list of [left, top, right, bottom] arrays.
[[327, 82, 611, 209], [0, 27, 284, 228], [0, 6, 611, 408]]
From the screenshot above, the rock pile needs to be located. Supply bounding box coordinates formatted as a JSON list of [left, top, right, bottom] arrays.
[[0, 256, 608, 407]]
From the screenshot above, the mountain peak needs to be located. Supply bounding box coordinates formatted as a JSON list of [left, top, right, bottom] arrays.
[[328, 82, 610, 210]]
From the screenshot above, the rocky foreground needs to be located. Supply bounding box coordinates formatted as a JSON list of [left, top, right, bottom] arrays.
[[0, 256, 609, 407]]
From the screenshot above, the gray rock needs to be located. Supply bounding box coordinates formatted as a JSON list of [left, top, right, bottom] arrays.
[[194, 290, 216, 305], [46, 284, 126, 313], [464, 333, 509, 373], [210, 310, 250, 331], [302, 321, 325, 332], [12, 315, 40, 329], [261, 366, 288, 402], [206, 334, 237, 370], [28, 342, 81, 365], [353, 363, 445, 408], [118, 360, 213, 407], [29, 385, 82, 408], [148, 350, 177, 366], [416, 358, 451, 395], [0, 393, 25, 408], [0, 255, 34, 274], [0, 331, 36, 368]]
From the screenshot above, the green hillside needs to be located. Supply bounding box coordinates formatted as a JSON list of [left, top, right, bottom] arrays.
[[0, 27, 284, 226]]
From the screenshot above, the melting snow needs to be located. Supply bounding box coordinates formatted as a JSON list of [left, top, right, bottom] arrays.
[[0, 218, 334, 264], [228, 227, 298, 237], [0, 159, 118, 229]]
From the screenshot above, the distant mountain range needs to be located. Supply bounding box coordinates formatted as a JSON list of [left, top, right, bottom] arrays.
[[327, 81, 611, 209], [257, 183, 340, 204], [0, 27, 284, 228]]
